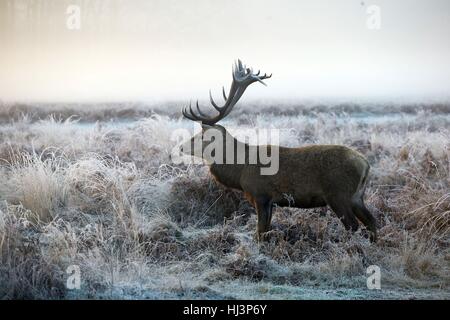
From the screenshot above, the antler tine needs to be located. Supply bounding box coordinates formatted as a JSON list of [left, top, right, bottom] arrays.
[[232, 60, 240, 79], [182, 101, 217, 124], [182, 103, 197, 122], [222, 86, 227, 101], [209, 90, 222, 112], [237, 59, 244, 70], [188, 102, 200, 120], [234, 59, 247, 78], [196, 100, 209, 117]]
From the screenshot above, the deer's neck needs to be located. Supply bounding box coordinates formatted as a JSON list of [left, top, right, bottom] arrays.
[[209, 163, 244, 190], [208, 139, 249, 191]]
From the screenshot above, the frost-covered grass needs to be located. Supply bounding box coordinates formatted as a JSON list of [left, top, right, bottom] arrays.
[[0, 103, 449, 299]]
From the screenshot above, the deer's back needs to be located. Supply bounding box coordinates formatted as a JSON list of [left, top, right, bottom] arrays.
[[240, 144, 369, 206]]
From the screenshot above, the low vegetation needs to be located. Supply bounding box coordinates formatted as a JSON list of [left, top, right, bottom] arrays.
[[0, 103, 448, 299]]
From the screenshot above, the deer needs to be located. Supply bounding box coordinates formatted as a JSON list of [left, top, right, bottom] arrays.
[[180, 60, 377, 242]]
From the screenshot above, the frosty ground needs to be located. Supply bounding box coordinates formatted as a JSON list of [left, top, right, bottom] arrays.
[[0, 102, 448, 299]]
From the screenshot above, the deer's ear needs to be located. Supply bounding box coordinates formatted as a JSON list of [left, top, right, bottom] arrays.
[[201, 124, 213, 132]]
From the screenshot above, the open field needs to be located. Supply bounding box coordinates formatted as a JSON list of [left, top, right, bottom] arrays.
[[0, 102, 449, 299]]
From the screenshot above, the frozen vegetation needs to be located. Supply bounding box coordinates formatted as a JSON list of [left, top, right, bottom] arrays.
[[0, 102, 449, 299]]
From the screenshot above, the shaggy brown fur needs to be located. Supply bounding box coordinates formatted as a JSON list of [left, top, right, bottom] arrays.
[[189, 125, 377, 242]]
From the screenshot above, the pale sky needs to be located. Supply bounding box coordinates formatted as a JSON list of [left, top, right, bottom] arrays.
[[0, 0, 449, 103]]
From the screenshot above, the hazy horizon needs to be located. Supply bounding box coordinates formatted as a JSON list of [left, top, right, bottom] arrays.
[[1, 0, 450, 103]]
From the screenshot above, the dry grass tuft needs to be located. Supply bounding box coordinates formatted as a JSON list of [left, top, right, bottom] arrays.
[[2, 152, 67, 223]]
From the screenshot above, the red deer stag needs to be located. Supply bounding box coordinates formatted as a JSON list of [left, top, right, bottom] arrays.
[[181, 60, 377, 242]]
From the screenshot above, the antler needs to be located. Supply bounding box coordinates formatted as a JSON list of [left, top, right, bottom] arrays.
[[182, 59, 272, 125]]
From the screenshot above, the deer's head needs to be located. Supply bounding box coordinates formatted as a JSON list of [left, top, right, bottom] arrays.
[[180, 59, 271, 161]]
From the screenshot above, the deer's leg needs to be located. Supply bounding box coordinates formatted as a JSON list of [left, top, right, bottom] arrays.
[[244, 192, 256, 207], [326, 197, 359, 232], [351, 197, 377, 242], [254, 196, 273, 240]]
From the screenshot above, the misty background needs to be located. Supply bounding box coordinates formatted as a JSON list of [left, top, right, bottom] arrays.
[[0, 0, 449, 103]]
